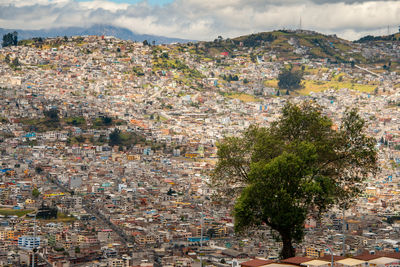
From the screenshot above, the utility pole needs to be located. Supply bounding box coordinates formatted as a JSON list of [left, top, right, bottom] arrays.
[[32, 212, 37, 267], [200, 202, 203, 267], [326, 246, 334, 267], [299, 17, 302, 30], [342, 209, 346, 257]]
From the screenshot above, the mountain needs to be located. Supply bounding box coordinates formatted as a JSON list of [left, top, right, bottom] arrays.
[[0, 24, 195, 44], [202, 29, 400, 64], [355, 32, 400, 43], [200, 30, 367, 63]]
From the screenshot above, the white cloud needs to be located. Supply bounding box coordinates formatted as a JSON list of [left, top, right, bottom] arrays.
[[0, 0, 71, 7], [79, 1, 129, 12], [0, 0, 399, 40]]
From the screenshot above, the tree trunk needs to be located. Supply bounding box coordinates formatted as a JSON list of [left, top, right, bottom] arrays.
[[280, 232, 295, 259]]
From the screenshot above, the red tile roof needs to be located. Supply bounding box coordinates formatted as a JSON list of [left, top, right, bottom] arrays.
[[319, 255, 346, 262], [281, 257, 312, 265], [352, 254, 382, 261], [353, 251, 400, 261]]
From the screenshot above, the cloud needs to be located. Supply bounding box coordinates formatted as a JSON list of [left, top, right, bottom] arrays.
[[0, 0, 399, 40]]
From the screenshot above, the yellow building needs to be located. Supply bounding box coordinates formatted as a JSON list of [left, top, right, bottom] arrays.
[[25, 199, 36, 205], [305, 247, 323, 258], [6, 229, 14, 240]]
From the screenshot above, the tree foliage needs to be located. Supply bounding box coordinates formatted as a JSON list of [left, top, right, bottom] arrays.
[[65, 116, 86, 126], [32, 187, 40, 198], [239, 33, 276, 47], [108, 128, 145, 147], [109, 129, 122, 146], [43, 108, 59, 122], [212, 102, 377, 259], [2, 31, 18, 47], [93, 116, 113, 127], [278, 68, 303, 90]]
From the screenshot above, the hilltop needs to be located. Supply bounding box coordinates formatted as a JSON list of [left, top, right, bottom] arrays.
[[197, 29, 400, 65], [195, 30, 364, 63], [356, 32, 400, 43]]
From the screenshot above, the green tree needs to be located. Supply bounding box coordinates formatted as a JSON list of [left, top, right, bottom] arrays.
[[2, 31, 18, 47], [35, 166, 43, 174], [43, 108, 59, 122], [32, 187, 40, 199], [212, 102, 377, 259], [4, 54, 10, 64], [278, 69, 303, 91], [10, 57, 20, 69], [109, 129, 122, 146], [102, 116, 112, 125]]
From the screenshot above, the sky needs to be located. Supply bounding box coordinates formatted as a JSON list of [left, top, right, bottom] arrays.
[[0, 0, 399, 41]]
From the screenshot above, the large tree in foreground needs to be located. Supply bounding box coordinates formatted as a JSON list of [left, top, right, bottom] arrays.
[[212, 102, 377, 259]]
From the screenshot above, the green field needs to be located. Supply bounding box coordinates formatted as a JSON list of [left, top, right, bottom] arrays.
[[298, 80, 376, 95], [0, 208, 34, 217], [40, 212, 76, 223], [264, 79, 377, 95], [226, 93, 261, 102]]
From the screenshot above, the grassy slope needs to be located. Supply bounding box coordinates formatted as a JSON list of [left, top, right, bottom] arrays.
[[220, 30, 364, 63], [0, 208, 34, 217]]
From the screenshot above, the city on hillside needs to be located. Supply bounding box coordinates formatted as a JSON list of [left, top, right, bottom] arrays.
[[0, 27, 399, 267]]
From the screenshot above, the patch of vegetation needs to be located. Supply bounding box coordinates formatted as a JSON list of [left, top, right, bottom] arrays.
[[109, 129, 145, 147], [67, 135, 94, 145], [132, 65, 145, 76], [356, 32, 400, 43], [220, 74, 239, 82], [298, 80, 376, 95], [153, 57, 204, 79], [234, 33, 277, 47], [65, 116, 86, 126], [0, 116, 9, 123], [93, 116, 113, 128], [225, 93, 261, 102], [0, 208, 34, 217], [278, 68, 303, 91], [2, 31, 18, 47]]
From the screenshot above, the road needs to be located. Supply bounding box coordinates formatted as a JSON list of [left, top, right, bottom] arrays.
[[46, 174, 135, 245], [355, 64, 383, 79]]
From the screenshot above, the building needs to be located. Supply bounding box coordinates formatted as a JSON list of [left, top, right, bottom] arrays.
[[18, 236, 40, 250]]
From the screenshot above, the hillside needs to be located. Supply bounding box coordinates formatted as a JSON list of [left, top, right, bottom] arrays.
[[199, 30, 366, 63], [356, 32, 400, 43]]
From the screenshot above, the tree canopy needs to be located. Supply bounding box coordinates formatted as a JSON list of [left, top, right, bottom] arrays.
[[278, 68, 303, 91], [212, 102, 377, 259], [43, 108, 59, 122], [2, 31, 18, 47], [32, 187, 40, 198]]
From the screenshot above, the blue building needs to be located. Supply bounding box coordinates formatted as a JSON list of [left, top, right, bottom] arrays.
[[18, 236, 40, 250]]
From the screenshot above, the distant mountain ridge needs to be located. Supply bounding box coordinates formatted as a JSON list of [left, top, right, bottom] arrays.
[[200, 29, 369, 63], [0, 24, 195, 44]]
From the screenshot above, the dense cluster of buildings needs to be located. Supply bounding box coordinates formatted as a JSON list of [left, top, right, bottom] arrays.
[[0, 35, 399, 266]]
